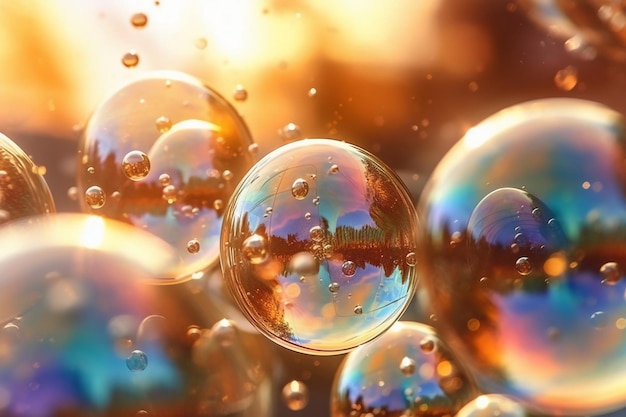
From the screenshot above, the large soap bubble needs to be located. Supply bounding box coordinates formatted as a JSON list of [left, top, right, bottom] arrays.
[[418, 98, 626, 415], [0, 132, 54, 223], [77, 70, 256, 281], [331, 321, 477, 417], [0, 213, 272, 417], [221, 138, 419, 355]]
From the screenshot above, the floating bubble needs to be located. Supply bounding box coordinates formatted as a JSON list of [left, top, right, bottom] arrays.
[[291, 178, 309, 200], [0, 213, 273, 416], [233, 84, 248, 102], [601, 261, 621, 285], [0, 132, 55, 222], [279, 123, 302, 142], [187, 238, 200, 254], [121, 51, 140, 68], [78, 71, 256, 281], [281, 380, 309, 411], [330, 321, 477, 417], [418, 98, 626, 415], [84, 185, 106, 209], [221, 138, 419, 354], [130, 12, 148, 28], [341, 260, 356, 277], [554, 65, 578, 91], [455, 394, 530, 417], [122, 150, 151, 181]]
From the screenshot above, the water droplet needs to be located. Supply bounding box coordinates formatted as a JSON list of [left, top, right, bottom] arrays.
[[399, 356, 416, 376], [282, 380, 309, 411], [130, 12, 148, 28], [341, 260, 357, 277], [155, 116, 172, 133], [329, 164, 339, 174], [121, 51, 140, 68], [309, 225, 324, 242], [213, 199, 223, 211], [233, 84, 248, 102], [187, 239, 200, 254], [304, 212, 312, 220], [87, 166, 95, 174], [121, 150, 151, 181], [328, 282, 340, 293], [84, 186, 106, 209], [242, 234, 268, 264], [126, 349, 148, 371], [279, 123, 302, 141], [307, 87, 317, 97], [291, 178, 309, 200], [354, 305, 363, 315], [222, 170, 233, 181], [554, 66, 578, 91], [515, 256, 532, 276], [248, 143, 259, 154], [158, 173, 171, 186], [419, 337, 435, 353], [161, 184, 177, 204], [600, 262, 621, 285], [405, 252, 416, 266]]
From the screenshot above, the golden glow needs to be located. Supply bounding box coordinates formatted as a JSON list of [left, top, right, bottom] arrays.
[[436, 360, 453, 377], [79, 215, 105, 249], [543, 253, 568, 277]]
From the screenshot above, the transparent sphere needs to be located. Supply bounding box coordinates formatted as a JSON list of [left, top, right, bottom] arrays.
[[0, 213, 273, 417], [455, 394, 530, 417], [221, 138, 419, 355], [519, 0, 626, 61], [77, 70, 256, 281], [418, 98, 626, 415], [331, 321, 478, 417], [0, 132, 54, 223]]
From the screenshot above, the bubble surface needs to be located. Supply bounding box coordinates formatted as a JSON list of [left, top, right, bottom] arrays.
[[455, 394, 530, 417], [0, 213, 272, 416], [0, 132, 55, 222], [418, 98, 626, 415], [221, 138, 419, 355], [330, 321, 477, 417], [78, 71, 256, 281]]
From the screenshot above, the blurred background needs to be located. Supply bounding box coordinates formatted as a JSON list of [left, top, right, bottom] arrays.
[[1, 0, 626, 415]]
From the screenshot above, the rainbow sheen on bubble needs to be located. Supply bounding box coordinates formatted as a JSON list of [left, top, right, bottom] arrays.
[[0, 213, 272, 417], [455, 394, 530, 417], [0, 132, 54, 223], [418, 98, 626, 415], [77, 70, 255, 281], [221, 138, 419, 355], [330, 321, 477, 417]]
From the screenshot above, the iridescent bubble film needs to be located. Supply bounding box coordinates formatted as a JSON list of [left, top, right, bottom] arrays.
[[77, 70, 256, 281], [0, 213, 272, 417], [455, 394, 530, 417], [0, 132, 54, 223], [221, 138, 419, 355], [418, 98, 626, 415], [330, 321, 477, 417]]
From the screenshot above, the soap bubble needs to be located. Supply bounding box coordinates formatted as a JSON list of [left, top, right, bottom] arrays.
[[0, 132, 55, 222], [78, 71, 255, 281], [282, 380, 309, 411], [0, 213, 273, 416], [221, 138, 419, 355], [418, 98, 626, 415], [330, 321, 477, 417], [455, 394, 530, 417]]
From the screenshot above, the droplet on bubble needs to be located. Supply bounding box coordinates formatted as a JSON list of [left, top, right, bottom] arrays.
[[341, 260, 357, 277], [186, 239, 200, 254], [130, 13, 148, 28], [84, 185, 106, 209], [121, 51, 140, 68], [155, 116, 172, 133], [233, 84, 248, 102], [242, 234, 269, 264], [329, 164, 339, 174], [515, 257, 532, 276], [601, 262, 621, 285], [331, 321, 477, 417], [291, 178, 309, 200], [126, 349, 148, 372], [158, 173, 171, 186], [122, 150, 151, 181], [282, 380, 309, 411], [418, 98, 626, 415], [221, 138, 418, 354], [405, 252, 416, 267]]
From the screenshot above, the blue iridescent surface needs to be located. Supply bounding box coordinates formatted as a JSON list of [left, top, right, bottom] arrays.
[[418, 98, 626, 415]]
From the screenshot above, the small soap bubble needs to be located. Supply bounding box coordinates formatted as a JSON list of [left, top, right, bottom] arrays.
[[158, 173, 171, 186], [341, 261, 357, 277], [84, 185, 106, 209], [304, 212, 312, 220], [329, 164, 339, 174], [279, 123, 302, 141], [399, 356, 416, 376], [126, 349, 148, 372], [67, 186, 78, 201], [130, 13, 148, 28], [328, 282, 340, 293], [405, 252, 416, 266], [307, 87, 317, 97], [187, 239, 200, 254], [194, 37, 208, 50], [591, 311, 608, 329], [161, 184, 177, 204], [515, 257, 532, 276], [242, 234, 268, 264], [233, 85, 248, 102], [122, 150, 151, 181], [554, 66, 578, 91], [282, 380, 309, 411], [291, 178, 309, 200], [155, 116, 172, 133], [213, 199, 223, 211], [121, 51, 140, 68], [600, 262, 621, 285], [222, 170, 234, 181], [353, 305, 363, 315], [419, 337, 435, 353]]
